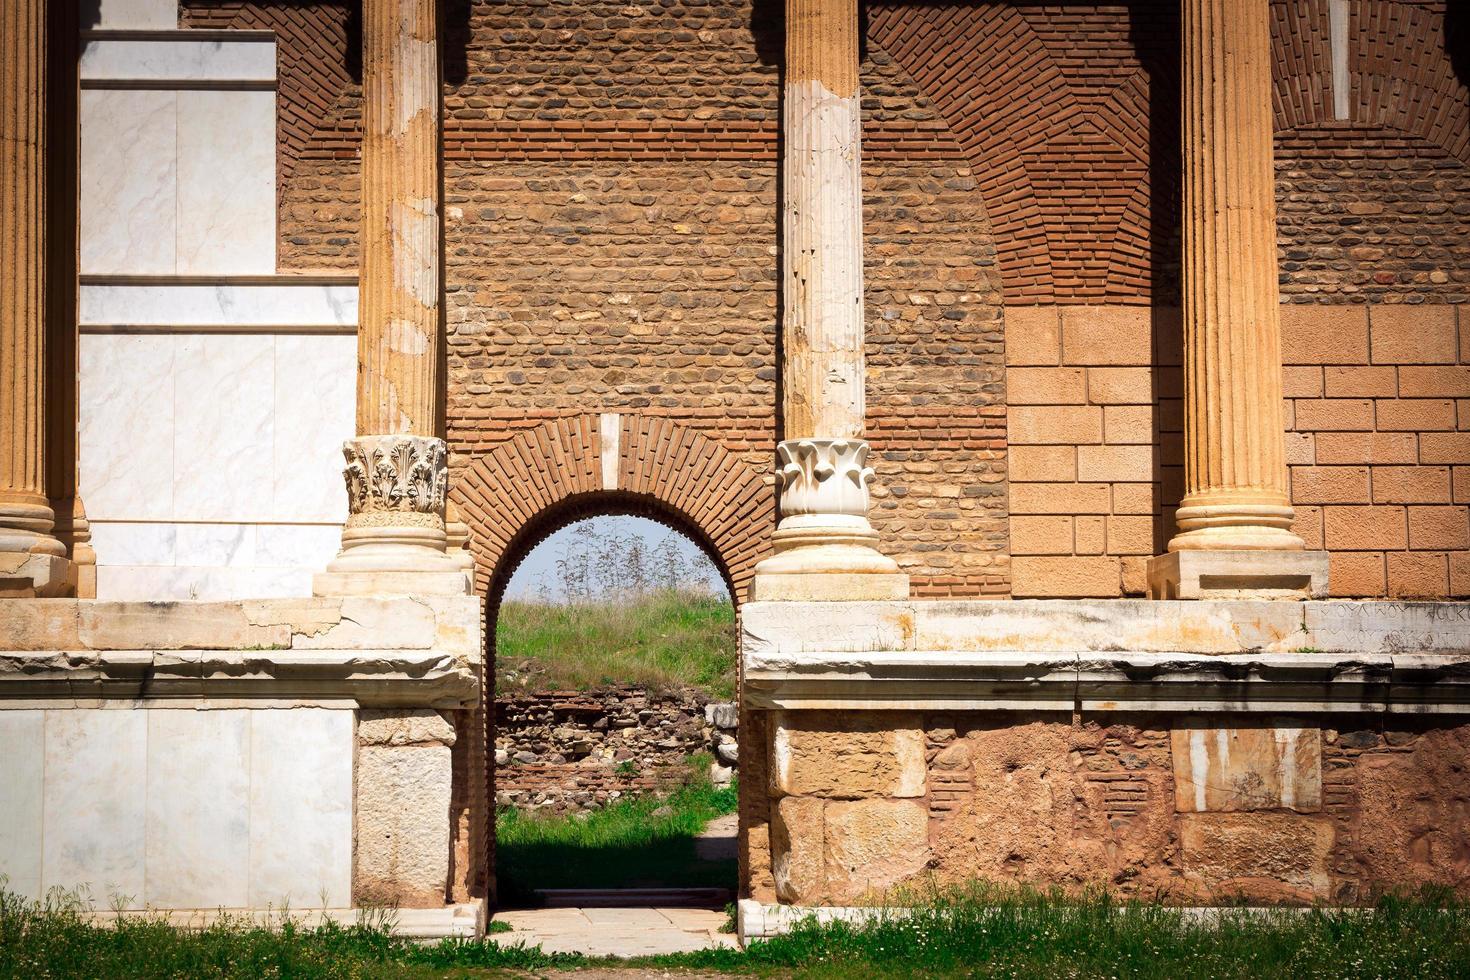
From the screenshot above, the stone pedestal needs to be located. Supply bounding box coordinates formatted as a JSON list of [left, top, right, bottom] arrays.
[[1, 0, 73, 597], [752, 0, 906, 601], [1149, 0, 1320, 600]]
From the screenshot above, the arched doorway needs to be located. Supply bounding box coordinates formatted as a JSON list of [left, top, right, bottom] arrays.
[[449, 414, 773, 908]]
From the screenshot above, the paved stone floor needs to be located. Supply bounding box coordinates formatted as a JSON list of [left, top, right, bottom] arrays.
[[488, 906, 738, 957]]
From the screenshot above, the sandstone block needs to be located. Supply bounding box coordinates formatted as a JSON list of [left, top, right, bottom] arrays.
[[1420, 433, 1470, 464], [1370, 305, 1456, 364], [1007, 367, 1086, 405], [355, 742, 453, 907], [1179, 812, 1334, 901], [1324, 506, 1407, 550], [1087, 367, 1152, 404], [772, 712, 925, 799], [1011, 556, 1121, 598], [822, 800, 930, 904], [0, 600, 81, 650], [1060, 306, 1151, 365], [1005, 307, 1061, 366], [1103, 405, 1153, 444], [1009, 482, 1111, 515], [1008, 405, 1102, 445], [1009, 445, 1076, 482], [1293, 399, 1373, 431], [1387, 552, 1449, 598], [1375, 398, 1455, 432], [772, 796, 825, 905], [1407, 506, 1470, 550], [358, 709, 457, 747], [1398, 366, 1470, 398], [1323, 365, 1395, 398], [1077, 445, 1154, 483], [1289, 466, 1370, 504], [1280, 305, 1367, 365], [1009, 516, 1074, 556], [1315, 432, 1417, 465], [1373, 466, 1451, 504]]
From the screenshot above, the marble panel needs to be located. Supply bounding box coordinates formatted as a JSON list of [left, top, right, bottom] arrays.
[[254, 524, 343, 568], [95, 564, 311, 602], [79, 334, 175, 521], [92, 0, 177, 29], [42, 709, 147, 903], [175, 523, 258, 568], [172, 334, 275, 521], [80, 284, 359, 328], [145, 710, 251, 908], [176, 91, 276, 275], [80, 89, 176, 275], [81, 39, 275, 82], [89, 522, 178, 566], [273, 335, 356, 522], [0, 712, 45, 900], [248, 709, 353, 909]]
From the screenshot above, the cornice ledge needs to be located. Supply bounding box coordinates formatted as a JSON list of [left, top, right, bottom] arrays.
[[743, 649, 1470, 715], [0, 648, 478, 708]]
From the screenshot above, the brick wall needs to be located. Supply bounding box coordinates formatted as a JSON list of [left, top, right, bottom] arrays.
[[218, 0, 1466, 599]]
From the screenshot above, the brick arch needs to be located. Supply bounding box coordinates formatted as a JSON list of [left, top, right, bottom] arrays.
[[451, 415, 773, 604]]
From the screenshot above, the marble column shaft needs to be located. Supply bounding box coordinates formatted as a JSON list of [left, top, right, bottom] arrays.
[[1171, 0, 1301, 552], [0, 0, 69, 590], [359, 0, 441, 438], [782, 0, 863, 442]]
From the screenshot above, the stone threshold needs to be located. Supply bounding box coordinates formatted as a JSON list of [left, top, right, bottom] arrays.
[[84, 902, 484, 940]]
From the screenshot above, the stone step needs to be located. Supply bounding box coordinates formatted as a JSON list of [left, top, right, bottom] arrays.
[[535, 887, 734, 909]]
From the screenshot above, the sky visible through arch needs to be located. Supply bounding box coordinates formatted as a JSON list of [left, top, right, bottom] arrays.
[[502, 515, 729, 602]]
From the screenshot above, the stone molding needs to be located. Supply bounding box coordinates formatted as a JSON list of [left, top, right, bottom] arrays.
[[742, 599, 1470, 714], [342, 434, 447, 529], [775, 438, 873, 520], [0, 596, 480, 707]]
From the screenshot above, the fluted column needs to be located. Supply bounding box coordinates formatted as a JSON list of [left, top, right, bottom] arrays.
[[751, 0, 906, 601], [1, 0, 71, 598], [1148, 0, 1326, 599], [316, 0, 467, 596]]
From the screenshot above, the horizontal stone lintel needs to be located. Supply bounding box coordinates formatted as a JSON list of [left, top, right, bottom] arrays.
[[744, 649, 1470, 715], [0, 648, 478, 708]]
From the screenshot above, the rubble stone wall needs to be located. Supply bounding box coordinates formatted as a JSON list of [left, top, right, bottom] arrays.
[[753, 709, 1470, 906], [494, 686, 739, 813]]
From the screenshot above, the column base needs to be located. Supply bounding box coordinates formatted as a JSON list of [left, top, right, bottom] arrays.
[[313, 527, 471, 598], [1147, 549, 1329, 601], [750, 516, 909, 602], [0, 552, 74, 598]]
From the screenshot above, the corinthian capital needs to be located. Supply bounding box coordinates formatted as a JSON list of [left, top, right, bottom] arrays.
[[775, 438, 874, 519], [342, 435, 447, 528]]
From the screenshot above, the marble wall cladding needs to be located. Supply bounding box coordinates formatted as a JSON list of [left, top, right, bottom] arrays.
[[91, 0, 177, 29], [81, 39, 276, 82], [80, 284, 359, 328], [249, 709, 353, 908], [80, 89, 177, 275], [80, 80, 276, 276], [42, 710, 148, 904], [0, 707, 354, 908], [0, 712, 45, 900], [79, 334, 176, 521], [177, 92, 276, 274], [81, 329, 354, 600]]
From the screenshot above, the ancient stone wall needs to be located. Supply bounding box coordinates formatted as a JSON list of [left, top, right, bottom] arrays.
[[494, 686, 738, 814], [757, 710, 1470, 906], [192, 0, 1469, 600]]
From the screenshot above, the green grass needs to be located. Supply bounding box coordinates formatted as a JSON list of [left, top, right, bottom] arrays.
[[495, 756, 739, 906], [494, 589, 736, 696], [4, 881, 1470, 978]]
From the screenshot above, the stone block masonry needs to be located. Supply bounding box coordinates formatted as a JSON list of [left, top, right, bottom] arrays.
[[494, 686, 739, 814]]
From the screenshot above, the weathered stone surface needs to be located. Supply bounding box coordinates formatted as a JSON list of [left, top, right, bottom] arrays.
[[358, 709, 456, 747], [773, 711, 924, 799], [772, 796, 825, 905], [1171, 723, 1322, 813], [1178, 812, 1334, 902], [822, 799, 929, 903], [79, 602, 289, 650], [0, 600, 81, 650], [355, 742, 452, 907], [289, 598, 436, 651], [1354, 727, 1470, 892]]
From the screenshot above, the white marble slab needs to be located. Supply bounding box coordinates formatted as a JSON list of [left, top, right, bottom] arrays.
[[176, 91, 276, 275], [88, 522, 178, 566], [273, 334, 355, 522], [0, 712, 45, 900], [95, 564, 314, 601], [81, 38, 276, 83], [248, 709, 353, 909], [175, 523, 258, 569], [80, 89, 177, 276], [42, 710, 147, 904], [80, 284, 359, 328], [255, 524, 344, 568], [172, 334, 275, 521], [144, 710, 251, 908], [79, 334, 176, 521], [91, 0, 177, 29]]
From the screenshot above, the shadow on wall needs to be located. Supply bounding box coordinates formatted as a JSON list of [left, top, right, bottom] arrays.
[[1449, 4, 1469, 89]]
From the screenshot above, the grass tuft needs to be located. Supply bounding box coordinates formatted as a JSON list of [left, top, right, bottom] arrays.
[[494, 589, 736, 696]]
